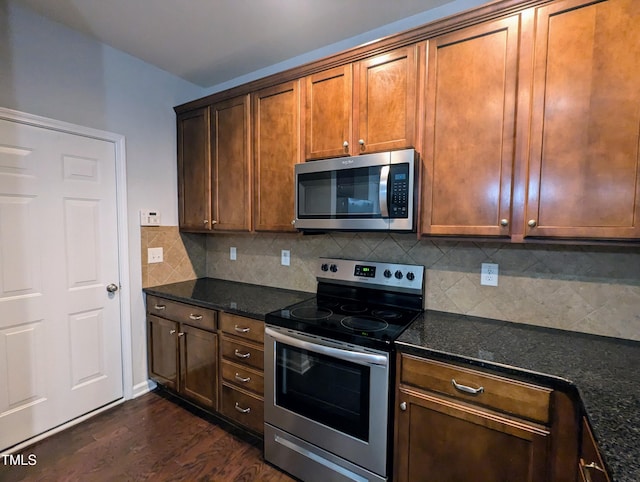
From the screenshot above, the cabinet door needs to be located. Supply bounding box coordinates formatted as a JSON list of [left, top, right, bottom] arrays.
[[578, 417, 610, 482], [177, 107, 211, 231], [421, 16, 520, 236], [179, 324, 217, 409], [526, 0, 640, 239], [395, 388, 550, 482], [304, 64, 353, 159], [252, 80, 300, 231], [147, 315, 178, 390], [211, 95, 252, 231], [356, 46, 417, 154]]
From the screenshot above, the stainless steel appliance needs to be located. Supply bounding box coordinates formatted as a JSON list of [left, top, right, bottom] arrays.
[[294, 149, 417, 232], [264, 258, 425, 482]]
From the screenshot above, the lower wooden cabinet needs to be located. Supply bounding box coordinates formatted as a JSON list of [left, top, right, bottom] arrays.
[[578, 417, 611, 482], [395, 353, 552, 482]]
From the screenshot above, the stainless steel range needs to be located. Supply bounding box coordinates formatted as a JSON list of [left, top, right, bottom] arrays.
[[264, 258, 425, 482]]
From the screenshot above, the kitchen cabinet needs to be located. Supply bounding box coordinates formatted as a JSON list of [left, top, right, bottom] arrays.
[[252, 80, 301, 232], [420, 16, 520, 237], [304, 46, 417, 160], [146, 295, 218, 410], [578, 417, 611, 482], [211, 95, 252, 232], [524, 0, 640, 239], [395, 354, 552, 482], [218, 312, 265, 434], [177, 107, 211, 231]]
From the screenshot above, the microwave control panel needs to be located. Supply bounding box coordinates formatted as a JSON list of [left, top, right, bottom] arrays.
[[389, 164, 410, 218]]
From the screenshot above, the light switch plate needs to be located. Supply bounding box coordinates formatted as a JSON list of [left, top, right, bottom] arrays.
[[140, 210, 161, 226], [148, 247, 163, 264], [281, 250, 290, 266]]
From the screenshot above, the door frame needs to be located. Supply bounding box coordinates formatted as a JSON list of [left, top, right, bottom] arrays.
[[0, 107, 133, 402]]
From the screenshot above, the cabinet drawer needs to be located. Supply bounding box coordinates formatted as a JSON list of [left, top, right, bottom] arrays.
[[220, 335, 264, 371], [147, 295, 216, 331], [219, 312, 264, 344], [400, 354, 551, 423], [220, 383, 264, 434], [220, 359, 264, 395]]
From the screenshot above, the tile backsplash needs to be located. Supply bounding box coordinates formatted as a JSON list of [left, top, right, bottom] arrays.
[[140, 228, 639, 341]]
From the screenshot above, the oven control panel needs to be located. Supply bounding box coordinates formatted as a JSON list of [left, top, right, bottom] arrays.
[[319, 258, 424, 295]]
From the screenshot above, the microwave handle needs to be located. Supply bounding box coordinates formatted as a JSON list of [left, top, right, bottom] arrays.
[[379, 165, 390, 217]]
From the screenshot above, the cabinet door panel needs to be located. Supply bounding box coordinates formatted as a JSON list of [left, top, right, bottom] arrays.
[[357, 46, 417, 153], [147, 315, 178, 390], [526, 0, 640, 239], [253, 81, 300, 231], [305, 65, 352, 159], [211, 95, 252, 231], [178, 107, 211, 231], [395, 388, 550, 482], [180, 324, 217, 409], [421, 17, 519, 236]]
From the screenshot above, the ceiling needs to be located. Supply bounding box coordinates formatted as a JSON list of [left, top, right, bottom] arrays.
[[13, 0, 455, 88]]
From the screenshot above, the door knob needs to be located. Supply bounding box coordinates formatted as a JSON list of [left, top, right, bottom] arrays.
[[106, 283, 119, 293]]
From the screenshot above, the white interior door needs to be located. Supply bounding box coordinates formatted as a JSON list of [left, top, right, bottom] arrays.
[[0, 117, 124, 450]]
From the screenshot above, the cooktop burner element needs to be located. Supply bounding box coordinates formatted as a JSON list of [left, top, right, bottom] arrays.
[[340, 316, 389, 332], [265, 258, 425, 350]]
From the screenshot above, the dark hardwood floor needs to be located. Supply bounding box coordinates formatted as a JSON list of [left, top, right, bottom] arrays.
[[0, 389, 296, 481]]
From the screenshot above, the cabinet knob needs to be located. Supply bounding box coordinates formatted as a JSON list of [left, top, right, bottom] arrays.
[[358, 139, 365, 146], [169, 329, 176, 335], [291, 219, 296, 225], [177, 332, 185, 337], [203, 220, 208, 225], [528, 219, 537, 228], [400, 401, 407, 411], [500, 219, 509, 227], [212, 220, 218, 225], [343, 141, 349, 148]]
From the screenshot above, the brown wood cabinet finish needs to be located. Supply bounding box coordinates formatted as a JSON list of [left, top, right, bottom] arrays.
[[147, 315, 178, 390], [578, 417, 611, 482], [211, 95, 252, 231], [220, 359, 265, 395], [252, 81, 301, 232], [179, 324, 218, 409], [420, 16, 520, 237], [304, 65, 353, 160], [395, 353, 552, 482], [219, 312, 265, 344], [525, 0, 640, 239], [220, 383, 264, 435], [177, 107, 211, 231]]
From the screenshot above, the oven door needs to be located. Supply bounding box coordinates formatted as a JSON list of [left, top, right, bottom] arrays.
[[264, 325, 390, 477]]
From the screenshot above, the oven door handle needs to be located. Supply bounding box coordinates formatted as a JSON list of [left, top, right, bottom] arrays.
[[265, 327, 388, 367]]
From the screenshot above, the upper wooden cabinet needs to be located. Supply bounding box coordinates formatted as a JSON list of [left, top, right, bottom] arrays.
[[304, 46, 418, 160], [252, 81, 301, 231], [177, 107, 211, 231], [420, 16, 520, 237], [524, 0, 640, 239], [211, 95, 252, 232]]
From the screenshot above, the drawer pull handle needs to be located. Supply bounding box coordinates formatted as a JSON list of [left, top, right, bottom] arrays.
[[189, 314, 203, 321], [169, 329, 176, 335], [452, 379, 484, 395], [178, 332, 185, 337], [234, 349, 251, 359], [234, 402, 251, 414], [234, 325, 250, 333], [154, 304, 166, 310], [582, 461, 606, 473], [235, 373, 251, 383]]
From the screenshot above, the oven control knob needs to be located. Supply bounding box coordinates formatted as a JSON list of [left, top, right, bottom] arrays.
[[330, 264, 338, 273], [406, 271, 415, 281], [321, 263, 329, 272], [394, 270, 403, 280], [384, 269, 392, 278]]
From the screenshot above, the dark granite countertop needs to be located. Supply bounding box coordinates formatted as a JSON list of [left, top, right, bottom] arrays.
[[396, 310, 640, 482], [143, 277, 313, 321]]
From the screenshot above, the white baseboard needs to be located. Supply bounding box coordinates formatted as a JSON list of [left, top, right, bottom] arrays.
[[132, 379, 157, 398]]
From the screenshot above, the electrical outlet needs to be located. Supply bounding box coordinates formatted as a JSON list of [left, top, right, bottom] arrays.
[[481, 263, 499, 286], [148, 247, 163, 264], [281, 250, 290, 266], [230, 247, 237, 261]]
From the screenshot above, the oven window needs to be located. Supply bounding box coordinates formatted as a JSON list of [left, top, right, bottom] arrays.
[[275, 342, 370, 441]]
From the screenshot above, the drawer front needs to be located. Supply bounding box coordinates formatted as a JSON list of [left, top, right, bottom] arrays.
[[219, 312, 264, 344], [400, 354, 551, 423], [220, 383, 264, 434], [220, 335, 264, 371], [220, 359, 264, 395], [147, 295, 216, 331]]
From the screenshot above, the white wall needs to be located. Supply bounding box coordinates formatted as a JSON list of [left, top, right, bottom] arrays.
[[0, 1, 205, 392]]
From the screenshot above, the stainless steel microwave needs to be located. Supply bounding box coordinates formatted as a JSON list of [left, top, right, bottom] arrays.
[[294, 149, 416, 231]]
